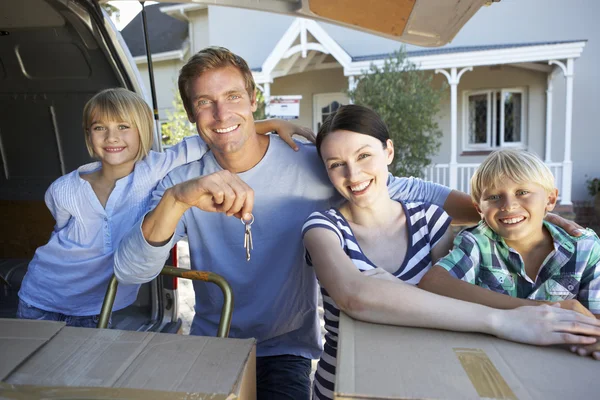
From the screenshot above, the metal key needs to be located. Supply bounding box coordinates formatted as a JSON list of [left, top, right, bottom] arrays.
[[241, 214, 254, 261]]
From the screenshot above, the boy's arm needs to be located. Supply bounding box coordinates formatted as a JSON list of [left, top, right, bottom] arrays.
[[419, 266, 541, 309], [255, 119, 315, 151]]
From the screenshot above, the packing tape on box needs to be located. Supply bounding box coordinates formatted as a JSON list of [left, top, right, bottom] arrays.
[[454, 348, 518, 400]]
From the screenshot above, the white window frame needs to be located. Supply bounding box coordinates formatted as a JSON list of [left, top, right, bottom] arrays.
[[462, 87, 527, 152], [499, 88, 527, 148], [313, 93, 349, 133]]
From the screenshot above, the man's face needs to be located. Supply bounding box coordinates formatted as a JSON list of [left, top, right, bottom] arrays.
[[187, 66, 257, 158]]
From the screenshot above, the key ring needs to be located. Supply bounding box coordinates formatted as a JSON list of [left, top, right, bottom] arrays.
[[240, 213, 254, 225]]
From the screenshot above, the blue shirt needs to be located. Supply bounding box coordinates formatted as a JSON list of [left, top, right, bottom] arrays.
[[19, 136, 208, 316], [115, 136, 451, 358]]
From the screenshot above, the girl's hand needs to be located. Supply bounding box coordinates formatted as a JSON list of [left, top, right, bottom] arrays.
[[362, 268, 398, 283], [255, 119, 315, 151], [491, 304, 600, 346]]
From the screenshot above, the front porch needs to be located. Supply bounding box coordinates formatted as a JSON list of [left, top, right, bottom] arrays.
[[251, 18, 586, 210], [407, 41, 587, 211], [423, 161, 565, 199]]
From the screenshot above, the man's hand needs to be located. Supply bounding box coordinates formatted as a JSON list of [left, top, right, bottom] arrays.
[[362, 268, 398, 283], [545, 212, 585, 237], [170, 170, 254, 218], [552, 299, 596, 318]]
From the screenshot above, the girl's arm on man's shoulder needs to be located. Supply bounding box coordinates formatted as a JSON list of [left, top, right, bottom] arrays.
[[255, 119, 315, 151]]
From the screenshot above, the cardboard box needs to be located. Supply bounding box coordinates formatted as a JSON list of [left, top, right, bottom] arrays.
[[0, 318, 256, 399], [336, 312, 600, 400]]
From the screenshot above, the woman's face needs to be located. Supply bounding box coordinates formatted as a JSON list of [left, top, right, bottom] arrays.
[[320, 129, 394, 208]]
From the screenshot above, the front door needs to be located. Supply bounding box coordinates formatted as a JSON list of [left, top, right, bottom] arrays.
[[313, 93, 349, 133]]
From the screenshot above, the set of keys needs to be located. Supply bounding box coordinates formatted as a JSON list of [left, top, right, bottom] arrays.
[[241, 214, 254, 261]]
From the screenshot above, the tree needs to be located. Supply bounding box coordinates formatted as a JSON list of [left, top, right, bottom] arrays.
[[101, 3, 120, 23], [161, 92, 196, 146], [348, 48, 444, 178]]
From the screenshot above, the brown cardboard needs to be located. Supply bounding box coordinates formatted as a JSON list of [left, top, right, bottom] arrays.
[[0, 319, 65, 381], [0, 319, 256, 399], [336, 312, 600, 400]]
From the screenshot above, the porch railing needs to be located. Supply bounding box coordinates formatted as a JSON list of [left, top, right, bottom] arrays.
[[423, 162, 564, 200]]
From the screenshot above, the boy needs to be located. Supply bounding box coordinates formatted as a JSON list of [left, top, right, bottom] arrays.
[[419, 149, 600, 322]]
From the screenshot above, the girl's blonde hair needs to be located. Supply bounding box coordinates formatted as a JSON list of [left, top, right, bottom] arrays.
[[82, 88, 154, 162], [470, 149, 556, 203]]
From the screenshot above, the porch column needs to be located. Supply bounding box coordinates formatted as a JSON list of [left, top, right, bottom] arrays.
[[263, 82, 271, 106], [435, 66, 472, 190], [549, 58, 574, 205], [348, 75, 357, 104], [544, 71, 555, 162]]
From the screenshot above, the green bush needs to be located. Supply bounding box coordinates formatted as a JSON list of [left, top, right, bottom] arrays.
[[349, 48, 444, 178]]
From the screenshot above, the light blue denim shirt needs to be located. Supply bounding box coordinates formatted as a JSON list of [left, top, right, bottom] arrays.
[[19, 136, 208, 316], [115, 136, 451, 358]]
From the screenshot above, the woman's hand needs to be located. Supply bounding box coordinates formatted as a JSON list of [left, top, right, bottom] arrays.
[[545, 212, 585, 237], [255, 119, 315, 151], [490, 304, 600, 347], [362, 268, 399, 283]]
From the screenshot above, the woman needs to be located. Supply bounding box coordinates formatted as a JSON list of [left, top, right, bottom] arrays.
[[302, 104, 600, 400]]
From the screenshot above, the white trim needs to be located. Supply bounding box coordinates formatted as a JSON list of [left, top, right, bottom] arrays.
[[134, 41, 190, 64], [159, 4, 207, 18], [313, 93, 348, 133], [461, 87, 528, 152], [344, 41, 586, 76], [462, 90, 492, 150], [258, 18, 352, 82], [499, 88, 527, 148]]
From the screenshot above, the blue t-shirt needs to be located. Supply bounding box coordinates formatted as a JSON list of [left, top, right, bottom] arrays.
[[115, 136, 451, 358]]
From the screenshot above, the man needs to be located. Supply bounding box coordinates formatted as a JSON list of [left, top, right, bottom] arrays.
[[114, 47, 578, 399]]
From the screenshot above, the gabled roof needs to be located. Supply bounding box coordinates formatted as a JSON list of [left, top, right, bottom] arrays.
[[121, 2, 188, 58]]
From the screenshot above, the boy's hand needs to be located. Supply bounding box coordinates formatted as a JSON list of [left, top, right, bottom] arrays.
[[362, 268, 398, 283], [552, 299, 596, 318], [545, 212, 585, 237]]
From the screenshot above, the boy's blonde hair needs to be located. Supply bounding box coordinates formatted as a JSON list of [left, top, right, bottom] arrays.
[[82, 88, 154, 162], [470, 149, 556, 203]]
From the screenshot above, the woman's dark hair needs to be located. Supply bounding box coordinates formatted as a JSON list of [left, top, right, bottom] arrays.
[[316, 104, 390, 159]]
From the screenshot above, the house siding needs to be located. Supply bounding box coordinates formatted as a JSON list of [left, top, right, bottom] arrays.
[[126, 0, 598, 201], [270, 68, 349, 129]]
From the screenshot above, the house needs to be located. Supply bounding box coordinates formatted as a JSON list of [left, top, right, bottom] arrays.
[[120, 0, 599, 217]]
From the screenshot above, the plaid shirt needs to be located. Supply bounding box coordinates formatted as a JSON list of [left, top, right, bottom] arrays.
[[437, 220, 600, 314]]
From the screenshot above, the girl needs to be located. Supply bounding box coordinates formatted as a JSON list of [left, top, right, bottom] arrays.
[[302, 104, 600, 400], [17, 87, 311, 327]]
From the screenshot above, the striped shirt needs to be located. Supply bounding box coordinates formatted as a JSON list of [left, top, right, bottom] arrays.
[[437, 220, 600, 314], [302, 201, 451, 400], [19, 136, 208, 316]]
